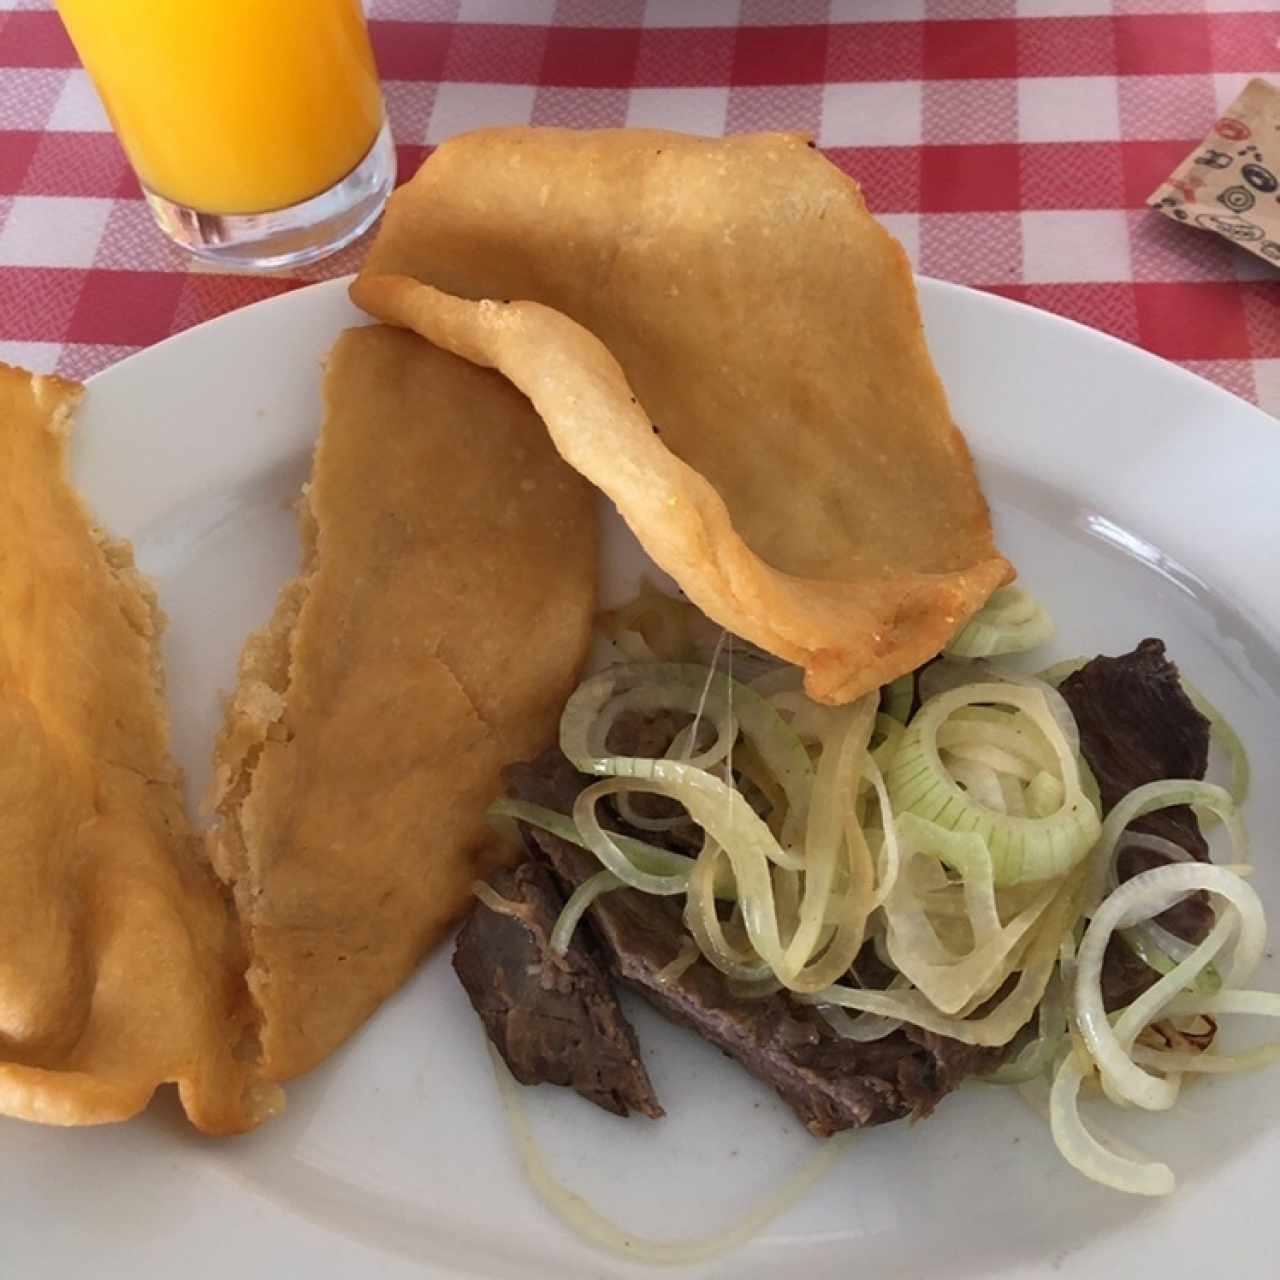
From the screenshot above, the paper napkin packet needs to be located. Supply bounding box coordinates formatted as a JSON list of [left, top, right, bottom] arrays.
[[1150, 77, 1280, 268]]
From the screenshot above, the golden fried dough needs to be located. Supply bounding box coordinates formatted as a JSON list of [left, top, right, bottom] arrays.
[[354, 128, 1012, 704], [0, 364, 274, 1133], [206, 326, 596, 1082]]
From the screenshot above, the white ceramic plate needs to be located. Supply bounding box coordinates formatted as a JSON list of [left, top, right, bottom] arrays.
[[3, 277, 1278, 1280]]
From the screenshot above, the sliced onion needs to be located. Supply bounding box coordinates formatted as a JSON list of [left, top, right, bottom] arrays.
[[801, 866, 1082, 1046], [1036, 657, 1087, 688], [920, 659, 1080, 759], [1179, 677, 1250, 819], [985, 972, 1066, 1084], [946, 587, 1054, 658], [1131, 1043, 1280, 1075], [886, 683, 1100, 886], [1074, 862, 1264, 1112], [881, 673, 914, 725], [1083, 779, 1244, 914], [1164, 989, 1280, 1019], [490, 797, 695, 879], [818, 980, 908, 1043], [575, 778, 698, 895], [562, 662, 814, 863], [1048, 1051, 1175, 1197], [550, 870, 622, 955]]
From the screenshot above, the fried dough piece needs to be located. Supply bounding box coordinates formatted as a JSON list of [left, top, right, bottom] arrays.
[[353, 128, 1012, 704], [0, 364, 274, 1133], [207, 326, 596, 1082]]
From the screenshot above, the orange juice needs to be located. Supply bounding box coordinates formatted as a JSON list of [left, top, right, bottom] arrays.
[[56, 0, 384, 216]]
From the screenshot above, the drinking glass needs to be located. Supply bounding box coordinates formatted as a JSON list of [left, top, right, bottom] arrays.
[[56, 0, 395, 270]]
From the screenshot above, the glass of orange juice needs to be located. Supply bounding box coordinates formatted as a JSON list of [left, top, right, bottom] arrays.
[[56, 0, 393, 270]]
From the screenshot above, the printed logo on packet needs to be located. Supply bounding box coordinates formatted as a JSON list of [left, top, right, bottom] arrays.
[[1149, 78, 1280, 270]]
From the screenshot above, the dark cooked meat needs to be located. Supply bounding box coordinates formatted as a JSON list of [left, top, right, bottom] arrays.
[[452, 861, 663, 1119], [504, 751, 1008, 1137], [1060, 639, 1213, 1010]]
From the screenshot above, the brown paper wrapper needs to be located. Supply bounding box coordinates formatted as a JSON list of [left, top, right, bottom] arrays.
[[1148, 77, 1280, 268]]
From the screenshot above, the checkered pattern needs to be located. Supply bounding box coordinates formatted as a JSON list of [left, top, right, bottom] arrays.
[[1, 0, 1278, 412]]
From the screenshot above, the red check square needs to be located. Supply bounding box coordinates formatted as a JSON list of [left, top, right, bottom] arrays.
[[0, 266, 84, 340], [1114, 15, 1212, 77], [172, 274, 300, 335], [444, 24, 546, 83], [0, 131, 39, 195], [732, 25, 828, 86], [1016, 17, 1115, 78], [1241, 282, 1280, 359], [395, 143, 430, 186], [542, 27, 641, 87], [825, 22, 922, 83], [25, 133, 129, 199], [923, 19, 1017, 81], [368, 21, 452, 81], [1210, 12, 1280, 74], [635, 27, 735, 88], [1134, 281, 1251, 360], [66, 270, 185, 346], [921, 143, 1020, 212], [1120, 139, 1199, 209], [1024, 282, 1141, 346], [1019, 142, 1125, 212], [825, 146, 921, 213], [0, 12, 78, 69]]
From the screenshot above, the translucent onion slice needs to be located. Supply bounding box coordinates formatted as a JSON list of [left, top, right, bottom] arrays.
[[488, 1041, 854, 1266], [490, 797, 695, 879], [921, 660, 1081, 759], [1074, 861, 1265, 1112], [818, 980, 909, 1043], [1179, 677, 1251, 822], [1131, 1043, 1280, 1075], [881, 673, 914, 725], [685, 841, 774, 983], [782, 694, 877, 978], [985, 972, 1067, 1084], [1082, 778, 1245, 913], [946, 587, 1054, 658], [883, 815, 1059, 1014], [550, 870, 622, 956], [801, 867, 1083, 1046], [886, 683, 1100, 887], [1164, 989, 1280, 1019], [576, 773, 706, 896], [561, 662, 814, 861], [590, 685, 736, 772], [1048, 1051, 1176, 1197]]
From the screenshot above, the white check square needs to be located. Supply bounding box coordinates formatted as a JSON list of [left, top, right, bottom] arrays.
[[457, 0, 555, 21], [877, 212, 920, 268], [1018, 77, 1120, 143], [1252, 359, 1280, 415], [626, 87, 729, 135], [1015, 0, 1110, 13], [0, 340, 61, 375], [426, 82, 538, 145], [1021, 210, 1131, 284], [46, 69, 112, 132], [0, 196, 113, 269], [642, 0, 741, 27], [830, 0, 925, 18], [820, 81, 923, 148]]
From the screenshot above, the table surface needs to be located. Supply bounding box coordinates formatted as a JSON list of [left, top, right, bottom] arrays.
[[1, 0, 1277, 415]]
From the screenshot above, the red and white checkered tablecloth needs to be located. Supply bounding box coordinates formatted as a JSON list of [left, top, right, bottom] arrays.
[[1, 0, 1278, 413]]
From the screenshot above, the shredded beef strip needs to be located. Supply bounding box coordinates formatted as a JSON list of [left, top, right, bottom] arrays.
[[1059, 638, 1213, 1010], [452, 860, 662, 1119], [504, 750, 1007, 1137]]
